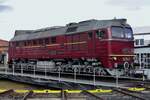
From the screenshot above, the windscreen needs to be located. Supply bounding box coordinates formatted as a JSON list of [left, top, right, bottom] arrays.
[[124, 28, 133, 39], [111, 27, 124, 38], [111, 27, 133, 39]]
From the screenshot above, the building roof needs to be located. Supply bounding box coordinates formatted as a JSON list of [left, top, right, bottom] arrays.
[[0, 39, 8, 47], [133, 26, 150, 34]]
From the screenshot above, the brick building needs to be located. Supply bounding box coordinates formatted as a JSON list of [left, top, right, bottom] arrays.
[[0, 39, 8, 64]]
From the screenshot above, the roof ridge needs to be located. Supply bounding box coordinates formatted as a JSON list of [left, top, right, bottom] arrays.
[[0, 39, 8, 42]]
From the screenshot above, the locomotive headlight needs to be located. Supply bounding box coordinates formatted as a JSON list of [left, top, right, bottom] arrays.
[[112, 57, 117, 61]]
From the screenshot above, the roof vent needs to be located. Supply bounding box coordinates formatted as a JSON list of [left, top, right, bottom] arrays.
[[79, 19, 96, 24], [66, 22, 77, 27], [66, 26, 78, 33]]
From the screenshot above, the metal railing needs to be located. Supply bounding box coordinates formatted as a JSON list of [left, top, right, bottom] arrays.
[[0, 64, 101, 87]]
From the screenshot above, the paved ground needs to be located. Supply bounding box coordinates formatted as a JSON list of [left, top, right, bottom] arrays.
[[0, 80, 40, 90]]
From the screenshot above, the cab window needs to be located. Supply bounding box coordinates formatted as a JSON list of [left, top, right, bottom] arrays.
[[96, 30, 105, 39], [124, 28, 133, 39], [112, 27, 124, 38], [112, 26, 133, 39], [88, 32, 93, 39]]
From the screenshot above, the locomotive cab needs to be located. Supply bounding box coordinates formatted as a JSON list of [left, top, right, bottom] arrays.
[[105, 26, 134, 75], [93, 20, 134, 76]]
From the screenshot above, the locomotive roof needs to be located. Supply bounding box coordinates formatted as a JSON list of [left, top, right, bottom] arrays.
[[11, 19, 130, 42]]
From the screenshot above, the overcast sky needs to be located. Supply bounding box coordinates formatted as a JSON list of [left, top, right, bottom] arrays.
[[0, 0, 150, 40]]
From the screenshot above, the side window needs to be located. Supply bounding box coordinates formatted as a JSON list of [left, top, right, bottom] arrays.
[[51, 37, 56, 44], [24, 41, 27, 46], [39, 39, 43, 45], [33, 40, 37, 45], [16, 42, 19, 47], [20, 41, 24, 47], [88, 32, 93, 39], [45, 38, 49, 44], [27, 41, 31, 46], [16, 41, 23, 47], [96, 30, 105, 39]]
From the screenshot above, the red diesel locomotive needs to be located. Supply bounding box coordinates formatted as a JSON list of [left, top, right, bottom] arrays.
[[8, 19, 134, 75]]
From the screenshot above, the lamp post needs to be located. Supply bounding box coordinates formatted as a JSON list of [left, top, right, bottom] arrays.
[[34, 64, 36, 77], [45, 65, 47, 78], [93, 68, 96, 86], [21, 64, 23, 76], [5, 64, 8, 74], [12, 64, 14, 75], [74, 67, 77, 82], [58, 66, 61, 82], [114, 63, 118, 88]]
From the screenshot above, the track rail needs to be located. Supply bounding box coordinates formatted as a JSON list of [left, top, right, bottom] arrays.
[[22, 90, 33, 100], [113, 88, 147, 100], [0, 89, 14, 96], [0, 88, 149, 100], [82, 90, 104, 100]]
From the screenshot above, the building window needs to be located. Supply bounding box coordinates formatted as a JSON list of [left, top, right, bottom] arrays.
[[140, 39, 144, 45], [135, 39, 144, 46], [135, 39, 139, 45]]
